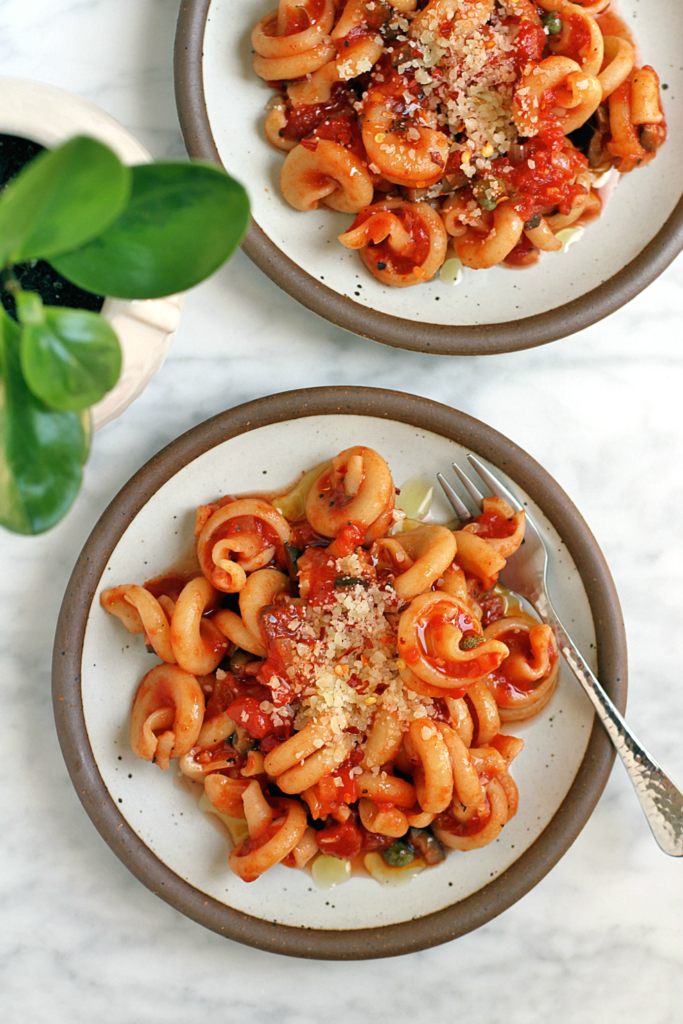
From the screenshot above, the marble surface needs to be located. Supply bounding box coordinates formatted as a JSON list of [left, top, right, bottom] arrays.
[[1, 2, 682, 1021]]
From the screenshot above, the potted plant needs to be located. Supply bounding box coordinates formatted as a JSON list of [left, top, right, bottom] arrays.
[[0, 102, 248, 536]]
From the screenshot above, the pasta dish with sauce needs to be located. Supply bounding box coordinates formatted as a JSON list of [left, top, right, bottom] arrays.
[[251, 0, 666, 285], [102, 447, 560, 885]]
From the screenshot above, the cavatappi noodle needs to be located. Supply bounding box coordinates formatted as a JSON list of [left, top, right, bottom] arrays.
[[102, 447, 559, 884], [252, 0, 666, 285]]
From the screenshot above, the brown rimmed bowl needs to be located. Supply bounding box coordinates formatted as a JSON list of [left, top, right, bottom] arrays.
[[52, 386, 626, 958], [174, 0, 683, 356]]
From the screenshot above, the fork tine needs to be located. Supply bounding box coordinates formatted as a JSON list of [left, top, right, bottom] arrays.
[[436, 472, 473, 522], [451, 461, 485, 511], [466, 454, 524, 514]]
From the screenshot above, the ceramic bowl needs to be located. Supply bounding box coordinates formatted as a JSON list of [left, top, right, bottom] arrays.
[[52, 387, 626, 959], [0, 76, 184, 430], [174, 0, 683, 355]]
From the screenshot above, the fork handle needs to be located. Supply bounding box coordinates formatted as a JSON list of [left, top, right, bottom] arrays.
[[537, 596, 683, 856]]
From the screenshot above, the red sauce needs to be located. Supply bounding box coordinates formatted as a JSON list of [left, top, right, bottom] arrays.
[[328, 522, 365, 557], [226, 695, 277, 738], [290, 517, 329, 550], [207, 672, 291, 739], [317, 817, 364, 858], [496, 124, 588, 223], [510, 19, 546, 68], [144, 573, 197, 603], [478, 593, 507, 629], [486, 626, 554, 702], [257, 602, 308, 704], [278, 0, 326, 36], [559, 12, 592, 66], [435, 798, 491, 838], [296, 545, 338, 605], [313, 115, 366, 161], [472, 509, 517, 540], [360, 825, 395, 851], [502, 236, 541, 267], [206, 513, 287, 574], [282, 88, 353, 140], [335, 22, 380, 56], [217, 513, 280, 549], [402, 610, 500, 682], [204, 675, 235, 716], [313, 466, 360, 514], [241, 815, 284, 856], [350, 206, 431, 276]]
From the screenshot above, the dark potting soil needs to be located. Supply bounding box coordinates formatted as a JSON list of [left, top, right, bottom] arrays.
[[0, 133, 105, 321]]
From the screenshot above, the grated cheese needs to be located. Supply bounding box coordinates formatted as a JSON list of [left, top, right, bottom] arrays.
[[276, 555, 440, 747]]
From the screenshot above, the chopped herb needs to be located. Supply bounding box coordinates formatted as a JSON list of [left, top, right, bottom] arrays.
[[472, 177, 507, 212], [382, 840, 414, 867], [334, 575, 370, 589], [284, 542, 302, 580], [460, 634, 487, 650], [524, 213, 542, 230], [543, 11, 563, 34]]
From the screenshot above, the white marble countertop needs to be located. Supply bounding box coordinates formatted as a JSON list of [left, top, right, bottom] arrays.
[[2, 2, 682, 1021]]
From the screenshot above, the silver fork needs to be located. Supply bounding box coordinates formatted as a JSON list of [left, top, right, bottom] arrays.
[[437, 455, 683, 857]]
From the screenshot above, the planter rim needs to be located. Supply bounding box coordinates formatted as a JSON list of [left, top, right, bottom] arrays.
[[0, 75, 184, 431]]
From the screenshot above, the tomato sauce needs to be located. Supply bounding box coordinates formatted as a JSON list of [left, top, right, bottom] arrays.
[[296, 545, 338, 604], [282, 89, 354, 141], [290, 518, 330, 550], [496, 124, 588, 223], [486, 626, 555, 702], [435, 798, 491, 838], [401, 609, 500, 682], [144, 572, 197, 604], [316, 817, 363, 858], [277, 0, 326, 36], [478, 592, 508, 629], [509, 19, 546, 68], [558, 12, 593, 66], [257, 602, 308, 705], [350, 206, 431, 276], [472, 508, 518, 540], [313, 116, 366, 161]]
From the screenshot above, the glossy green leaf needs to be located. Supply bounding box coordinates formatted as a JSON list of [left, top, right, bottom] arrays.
[[52, 161, 250, 298], [0, 136, 131, 265], [0, 308, 89, 535], [17, 290, 121, 412]]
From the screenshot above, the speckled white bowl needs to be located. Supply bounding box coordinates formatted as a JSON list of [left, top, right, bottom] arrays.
[[53, 388, 627, 958], [0, 76, 184, 430], [175, 0, 683, 354]]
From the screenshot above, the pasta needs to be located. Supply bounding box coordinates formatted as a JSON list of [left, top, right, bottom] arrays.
[[102, 446, 560, 884], [251, 0, 666, 284]]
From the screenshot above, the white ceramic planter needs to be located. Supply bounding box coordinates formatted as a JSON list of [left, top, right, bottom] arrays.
[[0, 76, 184, 431]]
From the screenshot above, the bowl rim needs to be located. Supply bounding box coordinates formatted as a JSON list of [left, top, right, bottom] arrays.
[[52, 386, 627, 959], [173, 0, 683, 357]]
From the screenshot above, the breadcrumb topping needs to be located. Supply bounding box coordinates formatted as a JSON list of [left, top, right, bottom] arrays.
[[389, 0, 525, 163], [271, 554, 437, 743]]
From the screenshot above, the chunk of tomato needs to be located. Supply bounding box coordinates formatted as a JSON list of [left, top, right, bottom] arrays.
[[316, 818, 363, 859]]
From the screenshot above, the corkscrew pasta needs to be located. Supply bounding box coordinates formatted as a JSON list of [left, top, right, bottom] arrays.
[[252, 0, 666, 284], [102, 446, 562, 885]]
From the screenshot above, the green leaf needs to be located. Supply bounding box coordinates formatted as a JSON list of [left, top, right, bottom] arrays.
[[16, 290, 121, 412], [52, 161, 250, 299], [0, 136, 131, 266], [0, 308, 89, 534]]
